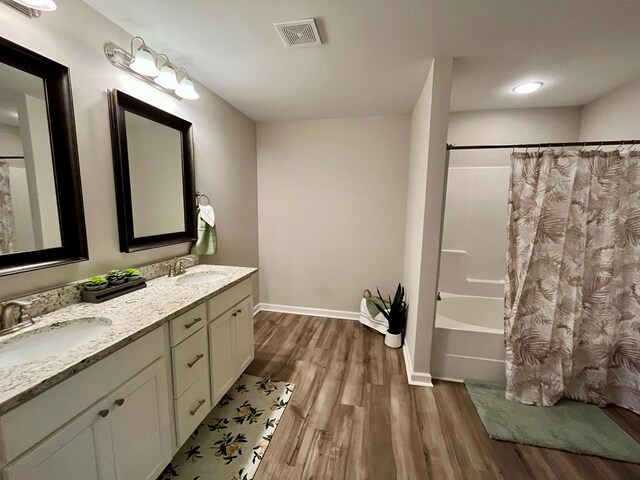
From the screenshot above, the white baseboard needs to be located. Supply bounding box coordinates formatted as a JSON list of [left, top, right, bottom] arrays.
[[254, 303, 359, 321], [402, 343, 434, 387]]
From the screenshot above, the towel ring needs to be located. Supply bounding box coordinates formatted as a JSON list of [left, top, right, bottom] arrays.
[[196, 192, 210, 206]]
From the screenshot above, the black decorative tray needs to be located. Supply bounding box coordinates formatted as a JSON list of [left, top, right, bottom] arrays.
[[81, 278, 147, 304]]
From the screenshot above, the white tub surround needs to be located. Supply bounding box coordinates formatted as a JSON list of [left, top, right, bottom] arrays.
[[0, 264, 256, 414], [438, 250, 504, 298], [432, 293, 505, 383]]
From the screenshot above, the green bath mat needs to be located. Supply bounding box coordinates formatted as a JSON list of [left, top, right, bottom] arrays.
[[465, 380, 640, 464]]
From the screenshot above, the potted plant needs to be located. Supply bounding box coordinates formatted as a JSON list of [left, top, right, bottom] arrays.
[[373, 283, 407, 348], [122, 267, 141, 282], [84, 275, 108, 291], [106, 269, 126, 286]]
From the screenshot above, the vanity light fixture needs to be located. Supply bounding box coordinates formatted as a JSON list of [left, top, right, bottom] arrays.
[[104, 36, 199, 101], [0, 0, 56, 17], [129, 38, 160, 77], [175, 69, 200, 100], [512, 81, 544, 94], [154, 55, 179, 90]]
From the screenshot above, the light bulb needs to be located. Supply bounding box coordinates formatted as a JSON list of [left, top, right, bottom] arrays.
[[130, 48, 160, 77], [155, 65, 179, 89], [175, 77, 199, 100], [12, 0, 56, 11], [512, 82, 544, 95]]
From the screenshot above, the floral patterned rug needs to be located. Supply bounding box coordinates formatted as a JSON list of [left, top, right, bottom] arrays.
[[157, 374, 294, 480]]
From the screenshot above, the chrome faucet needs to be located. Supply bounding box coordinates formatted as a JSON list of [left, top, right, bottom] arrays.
[[0, 299, 36, 336], [168, 256, 195, 277]]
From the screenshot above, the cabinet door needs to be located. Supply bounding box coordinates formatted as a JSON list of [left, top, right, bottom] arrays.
[[209, 309, 237, 404], [2, 402, 115, 480], [108, 358, 172, 480], [234, 297, 254, 376]]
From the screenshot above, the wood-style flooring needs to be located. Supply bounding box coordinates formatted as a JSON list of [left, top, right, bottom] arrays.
[[246, 312, 640, 480]]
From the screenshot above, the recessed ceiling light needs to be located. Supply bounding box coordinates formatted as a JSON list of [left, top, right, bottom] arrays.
[[512, 82, 544, 95]]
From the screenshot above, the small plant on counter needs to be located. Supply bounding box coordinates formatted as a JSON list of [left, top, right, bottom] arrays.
[[106, 269, 126, 286], [373, 283, 407, 349], [85, 275, 108, 291], [122, 268, 141, 282]]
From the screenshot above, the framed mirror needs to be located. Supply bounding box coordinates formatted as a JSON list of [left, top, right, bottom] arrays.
[[0, 36, 87, 276], [108, 90, 195, 252]]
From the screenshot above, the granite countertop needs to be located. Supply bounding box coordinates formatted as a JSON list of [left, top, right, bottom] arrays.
[[0, 264, 257, 415]]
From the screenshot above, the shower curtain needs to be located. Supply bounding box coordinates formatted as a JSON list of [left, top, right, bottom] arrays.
[[0, 160, 15, 254], [505, 149, 640, 414]]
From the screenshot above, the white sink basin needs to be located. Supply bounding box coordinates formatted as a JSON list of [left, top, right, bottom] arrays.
[[0, 318, 111, 368], [175, 271, 229, 286]]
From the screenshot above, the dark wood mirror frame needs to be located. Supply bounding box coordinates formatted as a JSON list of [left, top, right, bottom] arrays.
[[0, 36, 88, 277], [108, 89, 196, 253]]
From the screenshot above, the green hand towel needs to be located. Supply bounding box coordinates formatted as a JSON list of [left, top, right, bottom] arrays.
[[365, 296, 388, 318], [190, 207, 217, 255]]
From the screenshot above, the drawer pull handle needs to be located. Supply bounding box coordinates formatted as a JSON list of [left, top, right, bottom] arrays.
[[190, 399, 206, 416], [99, 409, 110, 418], [185, 317, 202, 329], [187, 353, 205, 368], [114, 398, 125, 406]]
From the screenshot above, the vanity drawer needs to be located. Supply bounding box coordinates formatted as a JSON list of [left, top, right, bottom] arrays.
[[174, 374, 211, 446], [170, 303, 207, 346], [172, 327, 209, 398], [208, 279, 252, 320]]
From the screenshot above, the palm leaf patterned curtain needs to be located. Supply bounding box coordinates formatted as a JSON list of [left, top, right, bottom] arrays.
[[505, 149, 640, 413], [0, 160, 15, 254]]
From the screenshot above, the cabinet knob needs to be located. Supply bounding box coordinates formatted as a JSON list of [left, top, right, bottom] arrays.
[[232, 312, 237, 317], [99, 409, 110, 418], [189, 399, 206, 416], [237, 308, 242, 313], [114, 398, 125, 406], [187, 353, 205, 368], [185, 317, 202, 329]]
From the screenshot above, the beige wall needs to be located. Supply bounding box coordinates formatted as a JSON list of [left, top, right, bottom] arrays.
[[0, 0, 258, 299], [403, 58, 452, 380], [580, 77, 640, 141], [257, 115, 410, 312], [448, 107, 582, 167]]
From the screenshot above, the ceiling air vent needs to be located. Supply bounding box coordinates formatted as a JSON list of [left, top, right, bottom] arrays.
[[274, 19, 322, 48]]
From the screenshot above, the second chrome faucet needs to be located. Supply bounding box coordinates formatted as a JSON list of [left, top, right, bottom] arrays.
[[167, 256, 195, 277]]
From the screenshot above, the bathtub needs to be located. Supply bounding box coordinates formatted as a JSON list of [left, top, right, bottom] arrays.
[[431, 293, 506, 383]]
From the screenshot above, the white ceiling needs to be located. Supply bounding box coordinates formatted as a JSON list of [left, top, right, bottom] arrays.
[[84, 0, 640, 121]]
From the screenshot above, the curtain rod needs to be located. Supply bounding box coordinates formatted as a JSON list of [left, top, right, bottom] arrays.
[[447, 140, 639, 151]]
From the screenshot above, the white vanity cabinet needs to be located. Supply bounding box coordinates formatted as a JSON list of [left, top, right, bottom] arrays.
[[208, 280, 254, 404], [168, 303, 212, 446], [0, 276, 256, 480], [1, 400, 114, 480], [0, 327, 173, 480]]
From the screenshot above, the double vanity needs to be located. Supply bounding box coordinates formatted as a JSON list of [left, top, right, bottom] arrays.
[[0, 264, 257, 480], [0, 28, 258, 480]]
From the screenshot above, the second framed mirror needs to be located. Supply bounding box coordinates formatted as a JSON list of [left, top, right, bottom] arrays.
[[108, 90, 195, 252]]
